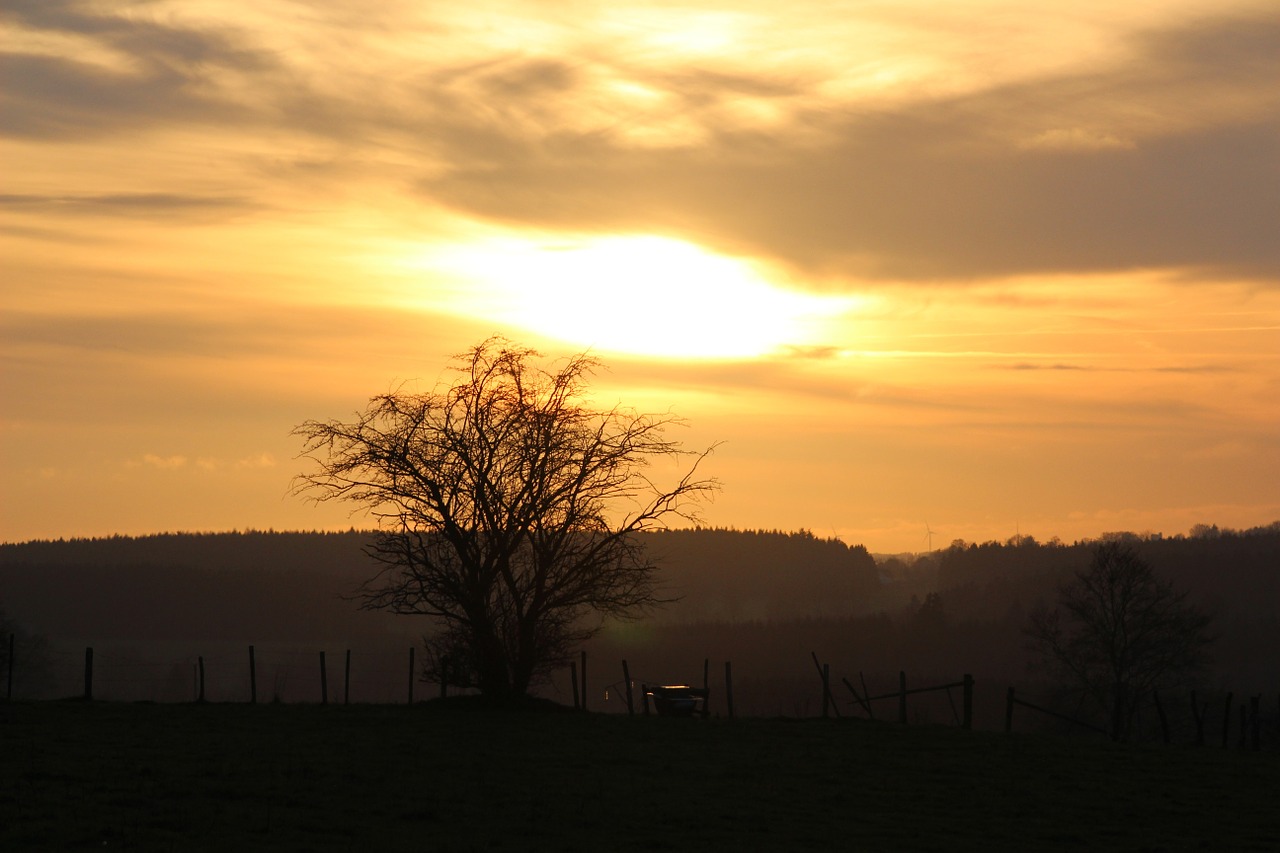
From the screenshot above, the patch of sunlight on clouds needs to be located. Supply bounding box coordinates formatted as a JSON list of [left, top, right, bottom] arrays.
[[406, 235, 863, 360], [617, 8, 758, 56]]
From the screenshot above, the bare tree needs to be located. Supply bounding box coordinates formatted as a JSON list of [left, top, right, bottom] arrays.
[[293, 338, 717, 700], [1026, 543, 1213, 740]]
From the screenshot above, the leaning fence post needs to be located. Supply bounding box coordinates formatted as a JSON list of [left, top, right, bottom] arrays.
[[962, 674, 973, 730], [84, 647, 94, 701], [249, 645, 257, 704], [1005, 686, 1015, 733], [898, 671, 907, 724], [809, 652, 841, 718], [622, 660, 634, 716], [822, 664, 832, 719], [725, 661, 735, 719], [320, 651, 328, 705]]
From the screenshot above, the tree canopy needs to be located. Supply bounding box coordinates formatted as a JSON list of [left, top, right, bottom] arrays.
[[1025, 543, 1214, 740], [292, 338, 716, 699]]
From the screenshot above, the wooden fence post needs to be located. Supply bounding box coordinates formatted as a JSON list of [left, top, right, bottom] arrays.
[[249, 645, 257, 704], [1222, 692, 1233, 748], [898, 671, 907, 724], [408, 647, 415, 705], [570, 662, 580, 710], [320, 651, 328, 705], [809, 652, 841, 718], [622, 660, 634, 716], [344, 650, 351, 705], [725, 661, 735, 719], [962, 674, 973, 730], [84, 647, 94, 701], [1153, 689, 1169, 744], [823, 664, 832, 719], [580, 652, 588, 712], [1191, 690, 1205, 745], [197, 656, 206, 703], [6, 633, 13, 700], [1005, 686, 1015, 733], [703, 658, 710, 719]]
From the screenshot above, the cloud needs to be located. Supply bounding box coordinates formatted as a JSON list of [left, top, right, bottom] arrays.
[[0, 193, 257, 220], [0, 0, 277, 140], [3, 2, 1276, 286], [412, 12, 1280, 284], [235, 453, 277, 469], [133, 452, 276, 473], [1006, 362, 1236, 374], [142, 454, 188, 469]]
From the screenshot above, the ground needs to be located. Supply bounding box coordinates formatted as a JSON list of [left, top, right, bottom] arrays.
[[2, 700, 1276, 851]]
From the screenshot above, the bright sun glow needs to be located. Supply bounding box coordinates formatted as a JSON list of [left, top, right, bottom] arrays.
[[421, 235, 856, 359]]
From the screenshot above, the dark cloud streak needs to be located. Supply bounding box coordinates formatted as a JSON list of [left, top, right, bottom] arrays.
[[0, 193, 257, 219]]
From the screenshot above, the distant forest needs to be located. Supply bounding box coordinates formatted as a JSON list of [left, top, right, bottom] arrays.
[[3, 525, 1277, 717]]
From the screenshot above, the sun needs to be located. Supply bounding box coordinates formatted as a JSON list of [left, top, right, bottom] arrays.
[[422, 234, 852, 359]]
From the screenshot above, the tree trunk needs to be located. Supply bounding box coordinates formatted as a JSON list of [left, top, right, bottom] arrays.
[[474, 626, 513, 699]]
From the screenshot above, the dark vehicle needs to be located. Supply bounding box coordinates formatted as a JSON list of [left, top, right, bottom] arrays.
[[646, 685, 708, 717]]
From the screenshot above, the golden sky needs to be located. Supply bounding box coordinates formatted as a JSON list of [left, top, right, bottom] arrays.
[[3, 0, 1279, 552]]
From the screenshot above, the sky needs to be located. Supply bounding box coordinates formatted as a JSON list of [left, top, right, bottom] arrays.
[[3, 0, 1279, 553]]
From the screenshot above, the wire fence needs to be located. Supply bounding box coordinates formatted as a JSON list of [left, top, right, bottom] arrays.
[[6, 639, 430, 705], [4, 636, 1276, 751]]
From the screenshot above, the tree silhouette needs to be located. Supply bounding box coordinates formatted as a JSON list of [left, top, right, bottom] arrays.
[[293, 338, 716, 700], [1025, 543, 1213, 740]]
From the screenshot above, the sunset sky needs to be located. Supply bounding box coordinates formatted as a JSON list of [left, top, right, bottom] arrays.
[[3, 0, 1278, 553]]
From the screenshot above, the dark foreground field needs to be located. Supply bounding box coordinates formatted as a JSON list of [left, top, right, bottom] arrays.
[[3, 701, 1277, 852]]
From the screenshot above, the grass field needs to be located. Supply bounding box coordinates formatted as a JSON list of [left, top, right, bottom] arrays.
[[3, 699, 1277, 851]]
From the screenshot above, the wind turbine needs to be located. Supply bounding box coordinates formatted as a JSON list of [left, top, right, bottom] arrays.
[[922, 522, 935, 553]]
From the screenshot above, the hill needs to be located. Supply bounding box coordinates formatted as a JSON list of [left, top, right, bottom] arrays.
[[2, 526, 1277, 720]]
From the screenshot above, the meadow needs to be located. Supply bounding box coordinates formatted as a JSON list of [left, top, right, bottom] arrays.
[[3, 700, 1277, 851]]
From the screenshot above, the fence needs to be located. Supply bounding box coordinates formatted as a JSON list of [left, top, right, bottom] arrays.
[[2, 638, 429, 705], [1003, 685, 1272, 749], [3, 635, 1275, 751]]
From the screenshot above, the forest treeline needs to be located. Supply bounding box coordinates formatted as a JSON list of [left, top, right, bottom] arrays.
[[2, 525, 1277, 705]]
